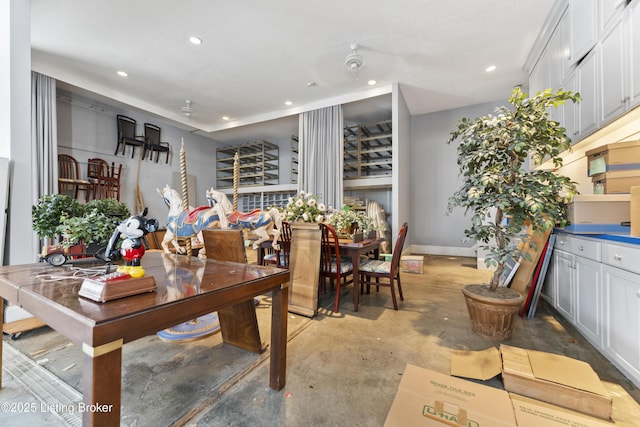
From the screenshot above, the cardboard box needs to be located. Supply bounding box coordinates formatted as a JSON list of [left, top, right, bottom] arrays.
[[451, 345, 612, 420], [400, 255, 424, 274], [567, 194, 630, 225], [500, 345, 612, 420], [586, 141, 640, 176], [591, 170, 640, 194], [385, 363, 640, 427], [384, 364, 517, 426]]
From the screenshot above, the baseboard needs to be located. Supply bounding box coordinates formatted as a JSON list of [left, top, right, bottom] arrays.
[[409, 244, 476, 258]]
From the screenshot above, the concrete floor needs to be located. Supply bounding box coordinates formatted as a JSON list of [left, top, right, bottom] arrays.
[[1, 254, 639, 426]]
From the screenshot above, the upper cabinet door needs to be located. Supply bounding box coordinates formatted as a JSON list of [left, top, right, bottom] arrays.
[[628, 0, 640, 107], [570, 0, 599, 64], [601, 0, 628, 35], [600, 17, 627, 125]]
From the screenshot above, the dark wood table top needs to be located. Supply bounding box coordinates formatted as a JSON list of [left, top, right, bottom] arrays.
[[0, 252, 289, 347]]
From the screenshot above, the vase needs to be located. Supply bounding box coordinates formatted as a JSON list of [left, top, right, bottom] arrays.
[[461, 284, 523, 340]]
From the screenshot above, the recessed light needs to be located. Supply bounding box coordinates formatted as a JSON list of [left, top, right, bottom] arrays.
[[368, 80, 377, 86], [117, 70, 128, 77], [285, 101, 293, 106], [189, 36, 203, 45], [222, 116, 230, 121], [485, 65, 497, 72]]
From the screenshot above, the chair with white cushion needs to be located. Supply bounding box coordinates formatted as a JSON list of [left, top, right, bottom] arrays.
[[359, 222, 408, 310]]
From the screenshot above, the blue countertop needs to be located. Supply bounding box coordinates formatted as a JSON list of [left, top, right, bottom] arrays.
[[556, 227, 640, 245]]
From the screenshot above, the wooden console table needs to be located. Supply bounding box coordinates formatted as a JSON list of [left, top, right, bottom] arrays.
[[0, 252, 289, 426]]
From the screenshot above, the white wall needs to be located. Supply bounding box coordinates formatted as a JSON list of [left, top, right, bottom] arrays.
[[410, 99, 506, 256], [56, 91, 224, 223]]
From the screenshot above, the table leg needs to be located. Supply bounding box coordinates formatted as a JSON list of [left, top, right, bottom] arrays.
[[269, 282, 288, 390], [218, 300, 264, 353], [352, 251, 360, 312], [82, 339, 123, 426]]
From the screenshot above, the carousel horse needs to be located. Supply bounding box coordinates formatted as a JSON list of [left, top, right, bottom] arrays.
[[157, 185, 228, 257], [206, 187, 282, 250]]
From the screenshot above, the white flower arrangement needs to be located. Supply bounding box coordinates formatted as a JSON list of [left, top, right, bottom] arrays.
[[282, 191, 326, 223], [325, 205, 374, 236]]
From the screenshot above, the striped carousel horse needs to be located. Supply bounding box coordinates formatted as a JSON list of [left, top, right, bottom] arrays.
[[157, 185, 228, 257], [205, 187, 282, 250]]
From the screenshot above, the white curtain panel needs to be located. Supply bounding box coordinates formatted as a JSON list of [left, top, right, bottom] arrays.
[[298, 105, 344, 210], [31, 71, 58, 198]]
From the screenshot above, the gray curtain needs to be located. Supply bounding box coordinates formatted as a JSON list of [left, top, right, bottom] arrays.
[[31, 71, 58, 198], [298, 105, 344, 210]]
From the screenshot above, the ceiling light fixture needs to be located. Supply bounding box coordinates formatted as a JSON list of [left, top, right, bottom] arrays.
[[345, 43, 364, 80], [189, 36, 203, 45], [222, 116, 230, 121], [117, 70, 128, 77], [181, 100, 194, 117], [485, 65, 497, 72], [368, 80, 377, 86], [285, 101, 293, 106]]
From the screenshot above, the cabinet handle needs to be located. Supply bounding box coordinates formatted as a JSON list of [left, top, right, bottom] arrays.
[[614, 254, 622, 261], [578, 245, 584, 251]]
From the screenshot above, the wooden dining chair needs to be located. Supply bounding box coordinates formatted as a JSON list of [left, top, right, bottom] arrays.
[[201, 229, 247, 263], [319, 223, 354, 312], [57, 154, 92, 201], [87, 158, 110, 200], [262, 221, 291, 268], [116, 115, 146, 158], [358, 222, 408, 310]]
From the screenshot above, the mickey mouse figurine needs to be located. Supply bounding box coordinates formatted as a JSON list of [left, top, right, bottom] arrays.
[[113, 209, 159, 278]]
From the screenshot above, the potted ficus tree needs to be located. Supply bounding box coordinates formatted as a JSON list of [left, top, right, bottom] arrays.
[[447, 87, 580, 340]]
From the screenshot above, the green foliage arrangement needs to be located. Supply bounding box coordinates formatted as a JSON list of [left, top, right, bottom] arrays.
[[32, 194, 83, 239], [32, 195, 131, 247], [447, 87, 580, 292]]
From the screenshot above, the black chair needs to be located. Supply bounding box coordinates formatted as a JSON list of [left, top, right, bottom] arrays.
[[359, 222, 408, 310], [115, 115, 146, 158], [143, 123, 171, 163]]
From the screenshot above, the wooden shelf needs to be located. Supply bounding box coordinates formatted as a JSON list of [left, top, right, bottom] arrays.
[[344, 119, 392, 180], [216, 140, 279, 188]]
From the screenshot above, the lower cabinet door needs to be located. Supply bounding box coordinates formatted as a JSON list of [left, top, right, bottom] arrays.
[[574, 256, 602, 348], [602, 264, 640, 387], [554, 250, 575, 322]]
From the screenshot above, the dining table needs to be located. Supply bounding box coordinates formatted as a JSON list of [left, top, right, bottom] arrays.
[[336, 238, 382, 311], [0, 251, 290, 426], [257, 236, 382, 312]]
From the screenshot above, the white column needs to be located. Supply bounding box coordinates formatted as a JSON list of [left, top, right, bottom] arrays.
[[1, 0, 35, 265]]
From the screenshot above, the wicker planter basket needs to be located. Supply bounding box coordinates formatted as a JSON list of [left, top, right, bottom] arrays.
[[461, 284, 523, 341]]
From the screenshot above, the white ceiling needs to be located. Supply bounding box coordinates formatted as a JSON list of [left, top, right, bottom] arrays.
[[30, 0, 555, 143]]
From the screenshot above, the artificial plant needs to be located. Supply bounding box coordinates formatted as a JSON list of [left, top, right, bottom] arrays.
[[447, 87, 580, 292]]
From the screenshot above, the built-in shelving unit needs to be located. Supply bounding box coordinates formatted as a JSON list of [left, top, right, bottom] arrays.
[[291, 135, 298, 184], [344, 119, 392, 180], [216, 140, 279, 188], [240, 191, 296, 212]]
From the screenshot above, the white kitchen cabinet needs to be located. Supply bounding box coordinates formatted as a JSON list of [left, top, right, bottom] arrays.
[[602, 263, 640, 386], [627, 0, 640, 107], [570, 0, 599, 64], [600, 17, 627, 124], [547, 233, 640, 388], [574, 256, 603, 348], [554, 249, 575, 321], [576, 48, 600, 137], [600, 0, 628, 35]]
